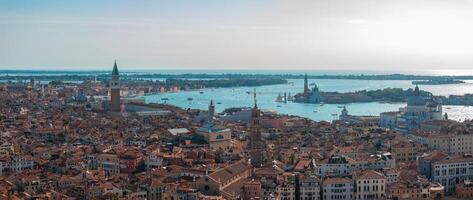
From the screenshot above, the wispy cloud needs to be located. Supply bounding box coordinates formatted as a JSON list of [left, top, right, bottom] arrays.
[[217, 25, 282, 31], [0, 16, 155, 26], [346, 19, 376, 25]]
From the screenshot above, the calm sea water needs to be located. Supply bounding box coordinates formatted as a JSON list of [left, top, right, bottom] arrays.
[[145, 79, 473, 122]]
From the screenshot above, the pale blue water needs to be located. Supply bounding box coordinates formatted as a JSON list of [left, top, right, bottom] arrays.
[[145, 79, 473, 122]]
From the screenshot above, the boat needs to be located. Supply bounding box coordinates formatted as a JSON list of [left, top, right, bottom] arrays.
[[313, 110, 318, 113], [337, 106, 345, 108], [277, 105, 282, 108], [275, 93, 284, 103], [217, 102, 222, 104], [287, 93, 294, 101], [187, 98, 193, 101], [161, 98, 169, 101], [200, 91, 204, 94]]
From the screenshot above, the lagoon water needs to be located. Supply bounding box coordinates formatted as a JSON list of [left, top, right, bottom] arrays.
[[146, 79, 473, 122], [2, 70, 473, 122]]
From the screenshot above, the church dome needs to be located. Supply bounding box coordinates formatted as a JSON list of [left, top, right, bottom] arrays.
[[312, 84, 319, 92], [407, 95, 426, 106], [407, 85, 426, 106], [407, 96, 425, 106]]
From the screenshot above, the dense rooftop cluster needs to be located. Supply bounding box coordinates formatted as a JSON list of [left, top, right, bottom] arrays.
[[1, 72, 473, 200]]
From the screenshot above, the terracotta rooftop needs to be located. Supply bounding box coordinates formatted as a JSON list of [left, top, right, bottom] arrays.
[[353, 170, 386, 180], [208, 160, 251, 184], [323, 177, 352, 185]]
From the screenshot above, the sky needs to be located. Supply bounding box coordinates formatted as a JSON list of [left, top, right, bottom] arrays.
[[1, 0, 473, 72]]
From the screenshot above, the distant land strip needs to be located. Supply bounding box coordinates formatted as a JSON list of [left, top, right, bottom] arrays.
[[1, 73, 473, 81]]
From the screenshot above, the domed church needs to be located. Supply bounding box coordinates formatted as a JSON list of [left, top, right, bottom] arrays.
[[381, 85, 444, 132]]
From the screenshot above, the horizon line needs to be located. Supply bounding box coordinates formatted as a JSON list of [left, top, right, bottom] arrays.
[[1, 69, 473, 77]]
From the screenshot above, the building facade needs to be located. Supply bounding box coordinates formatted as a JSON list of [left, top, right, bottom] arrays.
[[318, 154, 395, 178], [196, 101, 232, 150], [388, 180, 443, 200], [299, 174, 320, 200], [431, 155, 473, 194], [353, 170, 387, 200], [322, 177, 354, 200]]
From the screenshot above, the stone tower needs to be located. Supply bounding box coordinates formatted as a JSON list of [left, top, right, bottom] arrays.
[[208, 100, 215, 122], [341, 106, 348, 116], [110, 60, 121, 112], [250, 89, 265, 167], [304, 73, 310, 94]]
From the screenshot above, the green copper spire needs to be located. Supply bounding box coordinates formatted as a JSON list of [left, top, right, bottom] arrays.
[[112, 59, 119, 76]]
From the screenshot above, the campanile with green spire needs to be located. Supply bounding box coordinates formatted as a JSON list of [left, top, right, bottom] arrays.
[[110, 60, 121, 112]]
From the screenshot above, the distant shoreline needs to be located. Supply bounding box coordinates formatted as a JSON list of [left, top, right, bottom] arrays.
[[1, 72, 473, 81]]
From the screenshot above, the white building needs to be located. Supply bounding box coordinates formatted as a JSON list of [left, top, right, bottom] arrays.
[[318, 153, 395, 178], [322, 177, 354, 200], [0, 155, 34, 175], [431, 155, 473, 194], [97, 153, 120, 176], [145, 154, 164, 170], [86, 154, 98, 170], [379, 112, 399, 129], [447, 132, 473, 155], [384, 168, 400, 184], [354, 170, 387, 200], [275, 183, 296, 200], [11, 155, 34, 172], [300, 175, 320, 200]]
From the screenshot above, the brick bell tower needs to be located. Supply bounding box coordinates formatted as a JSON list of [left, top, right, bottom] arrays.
[[249, 89, 265, 167], [110, 60, 121, 112]]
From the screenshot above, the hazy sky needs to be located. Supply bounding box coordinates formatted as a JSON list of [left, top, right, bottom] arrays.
[[1, 0, 473, 71]]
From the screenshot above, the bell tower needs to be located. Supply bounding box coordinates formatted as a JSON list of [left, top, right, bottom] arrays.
[[304, 73, 310, 94], [249, 89, 265, 167], [208, 100, 215, 122], [110, 60, 121, 112]]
